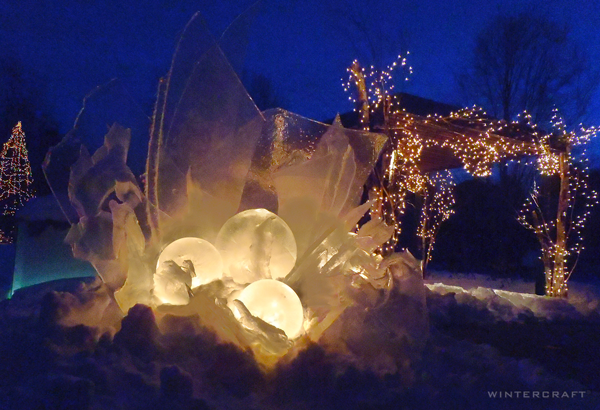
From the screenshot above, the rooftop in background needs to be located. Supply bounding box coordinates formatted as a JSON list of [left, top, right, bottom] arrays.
[[337, 92, 460, 129], [335, 92, 552, 174]]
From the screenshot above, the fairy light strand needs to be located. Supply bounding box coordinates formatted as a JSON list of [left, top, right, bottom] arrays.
[[517, 109, 598, 297], [0, 122, 34, 243], [343, 56, 596, 278], [418, 170, 456, 270]]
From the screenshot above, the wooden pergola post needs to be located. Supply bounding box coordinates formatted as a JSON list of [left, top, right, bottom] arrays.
[[551, 148, 571, 297]]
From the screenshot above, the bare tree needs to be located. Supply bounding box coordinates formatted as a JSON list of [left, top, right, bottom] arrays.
[[328, 0, 411, 81], [244, 72, 288, 112], [459, 12, 598, 126]]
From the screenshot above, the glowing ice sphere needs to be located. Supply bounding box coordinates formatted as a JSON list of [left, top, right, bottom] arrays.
[[156, 237, 223, 288], [216, 209, 297, 284], [237, 279, 304, 339]]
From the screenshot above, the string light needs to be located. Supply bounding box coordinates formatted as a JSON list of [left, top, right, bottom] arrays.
[[418, 171, 456, 270], [0, 122, 34, 243], [517, 110, 598, 297], [343, 57, 596, 283], [342, 54, 412, 111], [344, 56, 457, 256], [0, 228, 11, 244], [381, 106, 566, 262]]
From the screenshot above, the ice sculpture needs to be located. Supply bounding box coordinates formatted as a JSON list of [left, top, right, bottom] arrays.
[[216, 209, 296, 284], [42, 11, 430, 370], [156, 237, 223, 288], [233, 279, 304, 339]]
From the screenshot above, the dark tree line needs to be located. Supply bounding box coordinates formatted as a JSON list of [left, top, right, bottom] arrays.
[[458, 12, 599, 127]]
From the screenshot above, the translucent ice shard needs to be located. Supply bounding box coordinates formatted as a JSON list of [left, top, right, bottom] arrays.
[[63, 124, 147, 291], [216, 209, 296, 284], [146, 13, 264, 232], [272, 115, 386, 258], [153, 261, 193, 305], [42, 79, 150, 225]]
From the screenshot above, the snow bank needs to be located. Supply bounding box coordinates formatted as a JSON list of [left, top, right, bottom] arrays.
[[426, 271, 600, 321], [1, 272, 599, 409]]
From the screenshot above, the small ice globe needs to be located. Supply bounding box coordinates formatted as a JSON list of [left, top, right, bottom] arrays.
[[237, 279, 304, 339], [156, 237, 223, 288], [216, 209, 297, 284]]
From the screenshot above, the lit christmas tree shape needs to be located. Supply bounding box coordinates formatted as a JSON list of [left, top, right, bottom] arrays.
[[0, 122, 34, 217]]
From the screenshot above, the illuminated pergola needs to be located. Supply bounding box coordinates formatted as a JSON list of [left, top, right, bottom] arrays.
[[387, 111, 551, 174], [352, 91, 593, 297], [344, 60, 596, 296]]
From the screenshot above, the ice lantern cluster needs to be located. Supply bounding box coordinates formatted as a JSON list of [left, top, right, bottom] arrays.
[[154, 209, 304, 339], [43, 13, 399, 361]]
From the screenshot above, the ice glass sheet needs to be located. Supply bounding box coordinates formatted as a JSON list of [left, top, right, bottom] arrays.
[[147, 14, 264, 231]]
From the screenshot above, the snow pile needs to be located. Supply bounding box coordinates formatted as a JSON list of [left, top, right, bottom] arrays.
[[426, 271, 600, 321], [1, 273, 598, 410]]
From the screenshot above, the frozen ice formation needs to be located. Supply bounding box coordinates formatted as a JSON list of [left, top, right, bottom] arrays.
[[41, 12, 431, 368], [156, 237, 223, 288], [233, 279, 304, 339], [216, 209, 296, 284], [153, 261, 193, 305]]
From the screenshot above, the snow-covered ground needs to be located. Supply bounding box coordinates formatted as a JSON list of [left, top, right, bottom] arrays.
[[422, 271, 600, 409], [425, 271, 600, 320], [0, 273, 598, 409]]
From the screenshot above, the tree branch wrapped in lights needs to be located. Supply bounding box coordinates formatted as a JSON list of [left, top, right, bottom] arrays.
[[42, 13, 429, 368]]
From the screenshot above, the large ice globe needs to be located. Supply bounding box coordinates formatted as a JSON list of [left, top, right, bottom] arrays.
[[156, 237, 223, 288], [216, 209, 297, 284], [237, 279, 304, 339]]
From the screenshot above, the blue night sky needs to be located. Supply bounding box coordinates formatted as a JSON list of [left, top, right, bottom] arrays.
[[3, 0, 600, 157]]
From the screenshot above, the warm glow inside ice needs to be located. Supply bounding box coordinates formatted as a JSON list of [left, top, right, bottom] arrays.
[[216, 209, 297, 284], [153, 263, 192, 306], [156, 237, 223, 288], [237, 279, 304, 339]]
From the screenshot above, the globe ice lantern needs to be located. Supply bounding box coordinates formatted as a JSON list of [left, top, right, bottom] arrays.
[[237, 279, 304, 339], [156, 237, 223, 289], [216, 209, 297, 284]]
